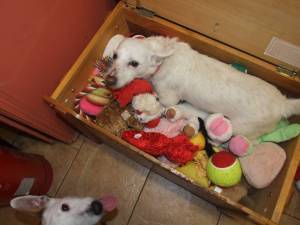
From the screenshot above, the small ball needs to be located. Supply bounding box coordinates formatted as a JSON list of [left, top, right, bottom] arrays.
[[229, 135, 253, 157], [207, 151, 242, 187]]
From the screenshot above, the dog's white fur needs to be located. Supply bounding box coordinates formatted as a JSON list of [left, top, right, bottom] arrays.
[[10, 195, 105, 225], [104, 35, 300, 139]]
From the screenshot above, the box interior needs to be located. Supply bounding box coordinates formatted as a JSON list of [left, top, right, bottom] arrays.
[[51, 5, 300, 224]]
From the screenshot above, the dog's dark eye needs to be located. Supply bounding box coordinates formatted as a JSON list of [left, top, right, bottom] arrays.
[[112, 53, 118, 60], [128, 60, 139, 67], [61, 203, 70, 212]]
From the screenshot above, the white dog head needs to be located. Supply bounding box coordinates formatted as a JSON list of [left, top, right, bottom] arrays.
[[103, 35, 177, 89], [10, 195, 117, 225]]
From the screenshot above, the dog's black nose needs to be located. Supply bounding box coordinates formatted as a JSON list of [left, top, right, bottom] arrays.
[[90, 200, 103, 215], [105, 75, 117, 86]]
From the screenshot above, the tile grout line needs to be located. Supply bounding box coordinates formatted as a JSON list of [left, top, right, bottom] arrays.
[[125, 169, 151, 225], [53, 141, 84, 197], [283, 212, 300, 221], [215, 211, 222, 225]]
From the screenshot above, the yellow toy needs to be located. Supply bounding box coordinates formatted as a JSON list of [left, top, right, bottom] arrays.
[[190, 133, 206, 151]]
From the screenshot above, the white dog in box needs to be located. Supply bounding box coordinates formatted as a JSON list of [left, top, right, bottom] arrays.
[[103, 34, 300, 140]]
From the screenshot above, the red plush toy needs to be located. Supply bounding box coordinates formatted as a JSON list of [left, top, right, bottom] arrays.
[[122, 130, 198, 165], [112, 79, 153, 108]]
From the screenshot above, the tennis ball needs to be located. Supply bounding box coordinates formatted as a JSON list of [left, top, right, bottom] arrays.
[[207, 151, 242, 187]]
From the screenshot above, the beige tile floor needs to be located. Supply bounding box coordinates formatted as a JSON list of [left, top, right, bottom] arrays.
[[0, 130, 300, 225]]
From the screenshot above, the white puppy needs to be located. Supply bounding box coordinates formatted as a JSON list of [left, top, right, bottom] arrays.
[[103, 35, 300, 139], [10, 195, 117, 225]]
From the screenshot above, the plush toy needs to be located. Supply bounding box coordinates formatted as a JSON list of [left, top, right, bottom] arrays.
[[207, 151, 242, 187], [74, 57, 113, 120], [230, 63, 248, 73], [122, 130, 198, 165], [132, 93, 164, 125], [204, 114, 233, 145], [166, 104, 233, 157], [132, 94, 195, 138], [166, 105, 234, 143], [176, 151, 210, 187], [228, 135, 253, 157], [112, 79, 153, 108], [239, 142, 286, 189], [257, 119, 300, 144], [166, 103, 208, 138], [86, 87, 112, 106], [190, 133, 206, 151], [75, 85, 112, 118], [79, 97, 104, 117]]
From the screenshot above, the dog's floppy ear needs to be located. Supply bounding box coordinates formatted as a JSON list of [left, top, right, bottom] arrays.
[[103, 34, 125, 58], [10, 195, 50, 213], [146, 37, 177, 66]]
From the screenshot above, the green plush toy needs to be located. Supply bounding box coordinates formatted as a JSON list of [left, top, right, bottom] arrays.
[[230, 63, 248, 73], [257, 119, 300, 143]]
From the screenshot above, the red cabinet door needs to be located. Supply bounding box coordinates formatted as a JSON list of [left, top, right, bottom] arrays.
[[0, 0, 115, 143]]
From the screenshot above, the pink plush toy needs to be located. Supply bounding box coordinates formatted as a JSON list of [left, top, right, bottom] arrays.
[[204, 114, 252, 157], [239, 142, 286, 189], [79, 97, 104, 116], [205, 113, 233, 144], [229, 135, 253, 157]]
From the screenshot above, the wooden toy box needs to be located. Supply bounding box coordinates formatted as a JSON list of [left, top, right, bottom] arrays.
[[47, 1, 300, 224]]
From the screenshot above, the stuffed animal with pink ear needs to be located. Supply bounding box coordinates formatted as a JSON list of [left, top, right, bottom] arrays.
[[165, 103, 208, 138], [132, 93, 189, 138], [165, 105, 234, 142]]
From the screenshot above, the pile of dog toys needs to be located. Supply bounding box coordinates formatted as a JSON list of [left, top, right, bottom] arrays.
[[73, 35, 300, 200]]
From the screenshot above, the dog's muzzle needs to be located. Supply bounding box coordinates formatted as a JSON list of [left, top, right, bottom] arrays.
[[105, 68, 117, 87]]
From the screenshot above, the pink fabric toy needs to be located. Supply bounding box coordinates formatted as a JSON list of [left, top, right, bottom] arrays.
[[79, 97, 104, 116], [205, 113, 233, 144], [239, 142, 286, 189], [144, 118, 188, 138], [229, 135, 253, 157]]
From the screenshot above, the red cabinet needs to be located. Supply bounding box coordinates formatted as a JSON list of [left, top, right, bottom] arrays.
[[0, 0, 115, 143]]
